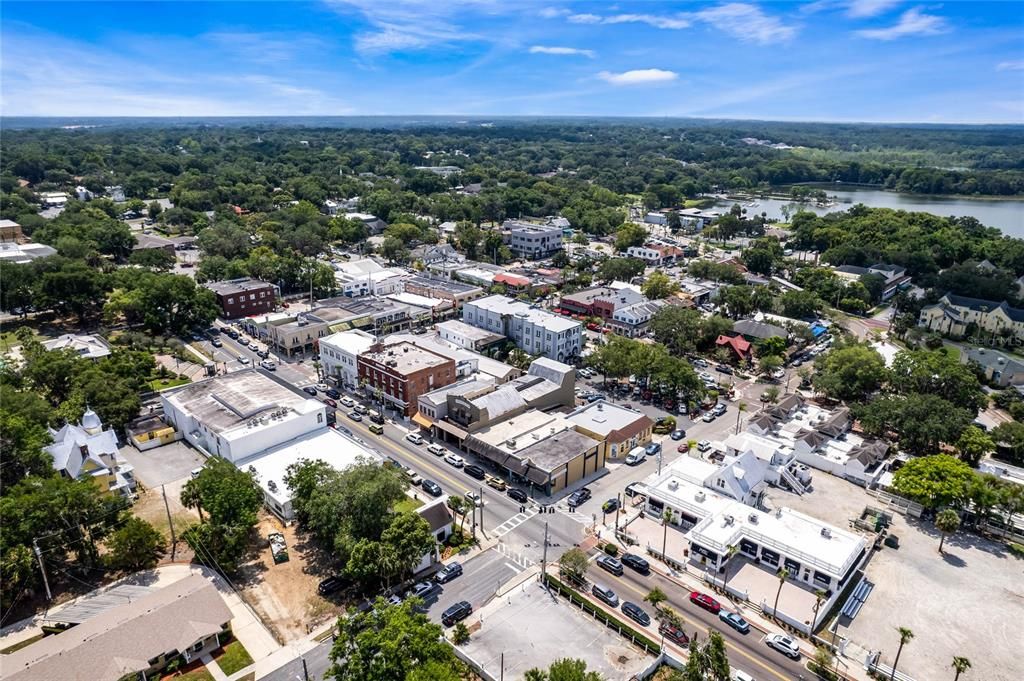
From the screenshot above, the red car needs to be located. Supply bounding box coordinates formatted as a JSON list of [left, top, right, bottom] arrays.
[[659, 622, 690, 647], [689, 591, 721, 614], [323, 398, 337, 408], [677, 443, 689, 453], [586, 322, 600, 331]]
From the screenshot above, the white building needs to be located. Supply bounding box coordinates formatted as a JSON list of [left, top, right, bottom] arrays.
[[609, 300, 666, 338], [75, 186, 93, 201], [42, 333, 111, 360], [333, 258, 411, 297], [46, 408, 135, 498], [105, 186, 126, 202], [319, 329, 377, 390], [644, 212, 667, 226], [462, 295, 582, 362], [504, 220, 563, 259], [0, 241, 57, 263], [161, 369, 325, 463], [436, 319, 505, 352]]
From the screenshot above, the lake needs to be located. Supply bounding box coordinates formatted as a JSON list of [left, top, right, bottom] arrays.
[[716, 186, 1024, 238]]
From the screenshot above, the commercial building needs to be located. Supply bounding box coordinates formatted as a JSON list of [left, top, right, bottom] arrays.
[[565, 400, 653, 461], [319, 329, 377, 390], [919, 293, 1024, 341], [132, 232, 176, 255], [504, 220, 563, 259], [203, 278, 278, 319], [833, 263, 912, 301], [626, 243, 684, 266], [358, 341, 457, 417], [558, 286, 646, 321], [385, 330, 519, 384], [404, 275, 483, 310], [45, 408, 135, 498], [609, 300, 666, 338], [41, 333, 111, 360], [463, 410, 604, 496], [463, 294, 582, 362], [436, 319, 506, 352], [732, 319, 789, 342], [333, 258, 411, 297], [3, 576, 232, 681], [161, 369, 325, 463]]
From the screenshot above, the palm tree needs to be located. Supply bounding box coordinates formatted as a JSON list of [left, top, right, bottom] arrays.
[[935, 509, 961, 554], [685, 439, 698, 458], [180, 479, 204, 522], [890, 627, 914, 681], [644, 586, 668, 613], [734, 401, 748, 434], [772, 567, 789, 619], [661, 509, 673, 559], [812, 588, 827, 626], [951, 656, 971, 681]]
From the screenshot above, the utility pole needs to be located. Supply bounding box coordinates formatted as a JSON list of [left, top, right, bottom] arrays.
[[540, 521, 549, 578], [614, 493, 622, 534], [479, 486, 485, 535], [32, 539, 52, 602], [301, 657, 309, 681], [161, 485, 177, 561]]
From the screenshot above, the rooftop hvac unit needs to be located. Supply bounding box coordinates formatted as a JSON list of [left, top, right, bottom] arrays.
[[694, 491, 705, 502], [267, 480, 277, 492], [724, 515, 735, 526], [668, 480, 679, 490], [248, 465, 257, 474], [749, 513, 759, 524], [506, 439, 517, 448], [821, 527, 832, 538]]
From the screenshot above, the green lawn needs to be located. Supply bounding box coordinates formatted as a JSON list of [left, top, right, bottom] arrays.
[[148, 376, 191, 391], [394, 496, 424, 514], [212, 640, 254, 676], [0, 326, 48, 350], [0, 633, 44, 655], [161, 663, 214, 681]]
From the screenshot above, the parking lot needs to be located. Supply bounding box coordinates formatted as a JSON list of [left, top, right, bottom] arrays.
[[462, 578, 655, 680], [119, 440, 206, 488]]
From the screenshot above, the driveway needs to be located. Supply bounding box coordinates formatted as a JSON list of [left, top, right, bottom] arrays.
[[119, 440, 207, 488]]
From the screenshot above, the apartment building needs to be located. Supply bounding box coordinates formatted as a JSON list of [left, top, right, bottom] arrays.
[[358, 341, 457, 417], [462, 294, 583, 362], [919, 293, 1024, 340], [204, 278, 278, 319], [504, 220, 563, 259]]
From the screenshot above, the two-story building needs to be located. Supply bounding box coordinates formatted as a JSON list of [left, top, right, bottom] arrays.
[[319, 329, 377, 390], [462, 295, 582, 362], [565, 400, 654, 461], [403, 276, 484, 310], [919, 293, 1024, 341], [204, 278, 278, 319], [358, 341, 457, 417], [558, 286, 647, 321]]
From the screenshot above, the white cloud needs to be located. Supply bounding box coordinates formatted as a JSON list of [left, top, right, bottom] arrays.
[[529, 45, 595, 58], [598, 68, 678, 85], [328, 0, 494, 55], [844, 0, 903, 18], [693, 3, 798, 44], [856, 7, 949, 40], [997, 60, 1024, 71], [538, 7, 569, 19], [604, 13, 691, 30], [568, 13, 602, 24]]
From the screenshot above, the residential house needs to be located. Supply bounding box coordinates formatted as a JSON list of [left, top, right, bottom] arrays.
[[413, 497, 454, 573], [410, 244, 464, 268], [45, 408, 135, 498], [132, 232, 176, 255], [715, 334, 752, 362], [833, 263, 912, 301], [42, 333, 111, 360], [919, 293, 1024, 340], [343, 212, 388, 234]]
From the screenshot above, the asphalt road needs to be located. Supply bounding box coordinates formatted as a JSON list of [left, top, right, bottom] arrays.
[[261, 640, 332, 681], [585, 562, 808, 681]]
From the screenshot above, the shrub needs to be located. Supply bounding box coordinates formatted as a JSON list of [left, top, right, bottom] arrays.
[[452, 622, 470, 645], [603, 543, 619, 557]]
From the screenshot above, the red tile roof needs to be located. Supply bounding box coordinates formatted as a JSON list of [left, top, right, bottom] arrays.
[[715, 334, 751, 359]]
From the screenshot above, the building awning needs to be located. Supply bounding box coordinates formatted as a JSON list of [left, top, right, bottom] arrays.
[[434, 419, 468, 439], [412, 412, 434, 430]]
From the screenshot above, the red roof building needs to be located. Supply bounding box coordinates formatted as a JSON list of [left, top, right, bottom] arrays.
[[715, 334, 752, 361]]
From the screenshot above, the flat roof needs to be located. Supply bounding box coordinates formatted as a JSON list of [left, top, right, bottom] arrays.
[[320, 329, 376, 355], [407, 276, 481, 295], [468, 295, 581, 333], [387, 332, 518, 380], [362, 341, 452, 374], [513, 428, 601, 475], [163, 369, 320, 439], [437, 319, 505, 344], [237, 428, 381, 507], [204, 277, 275, 296], [45, 585, 155, 624], [419, 377, 495, 407], [566, 400, 649, 437], [470, 410, 572, 454]]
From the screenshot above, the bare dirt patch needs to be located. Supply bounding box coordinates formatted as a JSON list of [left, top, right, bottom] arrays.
[[132, 485, 199, 563], [236, 513, 347, 642]]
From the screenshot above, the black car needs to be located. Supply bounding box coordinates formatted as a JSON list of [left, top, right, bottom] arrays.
[[317, 575, 346, 596], [441, 600, 473, 626], [464, 464, 486, 480], [303, 386, 318, 396], [621, 553, 650, 575], [369, 412, 385, 425], [567, 487, 592, 507], [621, 601, 651, 627], [435, 561, 463, 584], [421, 479, 443, 497], [226, 329, 239, 340], [322, 388, 340, 399], [506, 487, 528, 503], [602, 498, 619, 514]]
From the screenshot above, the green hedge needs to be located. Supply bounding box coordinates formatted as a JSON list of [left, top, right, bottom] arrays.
[[542, 573, 660, 653]]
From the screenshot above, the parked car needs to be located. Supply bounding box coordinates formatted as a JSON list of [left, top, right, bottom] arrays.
[[435, 562, 463, 584], [464, 491, 483, 507], [715, 364, 733, 375], [621, 602, 651, 627], [621, 553, 650, 574], [766, 633, 801, 659], [340, 396, 355, 408], [624, 450, 645, 465], [659, 622, 690, 646], [644, 442, 662, 456], [701, 412, 716, 423], [591, 584, 619, 607], [403, 467, 422, 486], [347, 411, 362, 422], [211, 338, 222, 348], [485, 475, 506, 491], [441, 601, 473, 626], [323, 398, 337, 408], [354, 404, 369, 415], [464, 464, 486, 480], [698, 440, 712, 452], [507, 487, 528, 503], [248, 342, 260, 351], [409, 581, 435, 600], [256, 349, 270, 359], [719, 611, 750, 634], [317, 575, 346, 596], [731, 671, 755, 681], [420, 479, 443, 497], [405, 433, 424, 445], [567, 487, 592, 506], [713, 403, 727, 416], [689, 591, 721, 614], [427, 443, 446, 457], [260, 360, 276, 371], [444, 453, 465, 468], [596, 555, 623, 576], [303, 386, 318, 396], [670, 429, 686, 441], [325, 388, 341, 399], [602, 498, 619, 514]]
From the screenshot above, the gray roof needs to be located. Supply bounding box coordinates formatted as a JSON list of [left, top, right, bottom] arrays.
[[164, 369, 312, 434], [941, 293, 1024, 323], [132, 232, 174, 250], [527, 357, 574, 384], [964, 347, 1024, 373], [472, 386, 527, 421], [834, 265, 869, 277], [5, 576, 230, 681], [46, 419, 119, 479], [204, 277, 275, 296], [733, 319, 788, 340], [513, 429, 601, 477]]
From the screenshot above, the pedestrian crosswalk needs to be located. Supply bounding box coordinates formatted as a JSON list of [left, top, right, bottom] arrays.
[[495, 541, 534, 570], [558, 506, 594, 526], [492, 506, 539, 538]]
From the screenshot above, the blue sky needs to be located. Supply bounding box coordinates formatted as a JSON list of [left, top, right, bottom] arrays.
[[2, 1, 1022, 122]]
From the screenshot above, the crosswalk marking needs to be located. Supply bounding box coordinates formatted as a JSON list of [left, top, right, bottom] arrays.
[[557, 506, 593, 525], [492, 506, 539, 538], [495, 542, 534, 570]]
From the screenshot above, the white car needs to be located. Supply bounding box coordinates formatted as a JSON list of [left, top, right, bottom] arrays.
[[315, 383, 329, 392], [248, 342, 260, 351], [427, 443, 446, 457], [464, 491, 483, 507], [765, 634, 801, 659], [403, 467, 422, 486], [771, 368, 786, 379], [340, 396, 355, 408], [731, 670, 755, 681], [405, 433, 424, 446], [697, 440, 712, 452], [444, 453, 465, 468]]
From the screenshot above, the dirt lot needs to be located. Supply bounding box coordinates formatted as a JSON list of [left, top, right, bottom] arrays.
[[132, 483, 200, 563], [237, 513, 348, 642], [765, 471, 1024, 681]]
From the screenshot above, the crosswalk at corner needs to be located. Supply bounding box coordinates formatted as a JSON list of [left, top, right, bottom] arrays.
[[491, 506, 539, 538], [495, 541, 534, 570], [558, 505, 594, 526]]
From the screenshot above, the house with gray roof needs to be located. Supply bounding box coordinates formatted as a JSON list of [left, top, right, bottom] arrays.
[[733, 319, 789, 342], [963, 347, 1024, 387], [919, 293, 1024, 341], [45, 408, 135, 498]]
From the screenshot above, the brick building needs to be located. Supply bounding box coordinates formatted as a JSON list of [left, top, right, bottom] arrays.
[[358, 341, 457, 417], [203, 278, 278, 319]]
